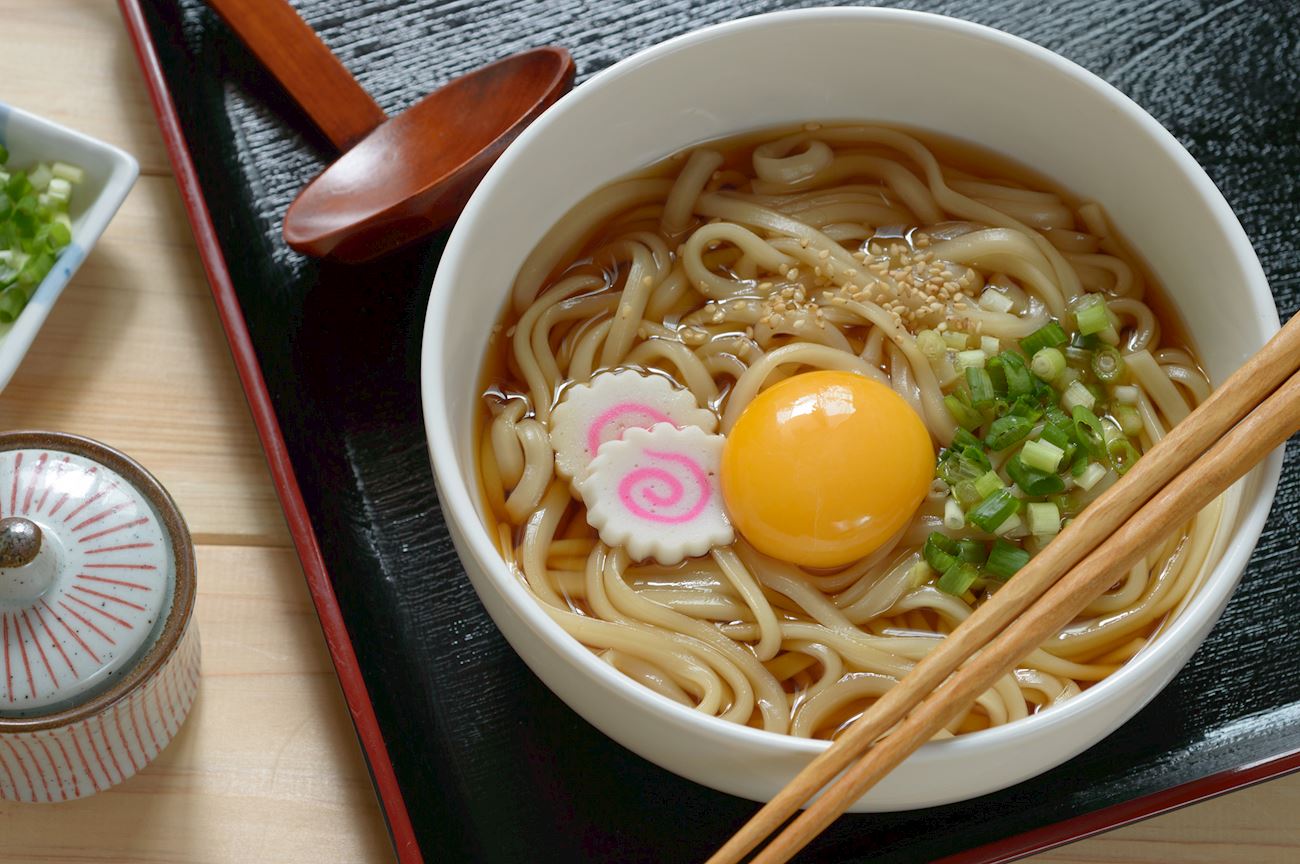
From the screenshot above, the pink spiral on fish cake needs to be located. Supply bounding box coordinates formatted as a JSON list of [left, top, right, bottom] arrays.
[[616, 449, 712, 525], [586, 402, 675, 456]]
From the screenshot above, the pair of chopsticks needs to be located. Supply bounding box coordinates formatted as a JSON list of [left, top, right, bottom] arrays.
[[711, 312, 1300, 864]]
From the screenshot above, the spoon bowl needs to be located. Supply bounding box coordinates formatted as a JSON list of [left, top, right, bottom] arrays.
[[208, 0, 574, 262], [286, 47, 575, 262]]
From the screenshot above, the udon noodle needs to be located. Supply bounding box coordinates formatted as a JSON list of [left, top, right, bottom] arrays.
[[478, 124, 1238, 740]]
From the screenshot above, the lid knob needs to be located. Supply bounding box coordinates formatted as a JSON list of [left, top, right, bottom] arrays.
[[0, 516, 42, 569]]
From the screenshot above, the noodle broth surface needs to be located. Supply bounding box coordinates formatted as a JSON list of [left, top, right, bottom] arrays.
[[475, 123, 1223, 740]]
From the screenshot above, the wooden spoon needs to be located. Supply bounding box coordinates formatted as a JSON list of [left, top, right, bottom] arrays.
[[206, 0, 575, 262]]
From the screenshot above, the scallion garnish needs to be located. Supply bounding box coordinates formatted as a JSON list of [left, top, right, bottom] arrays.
[[973, 470, 1004, 499], [1030, 347, 1066, 381], [1005, 454, 1066, 496], [1071, 406, 1107, 460], [1038, 423, 1075, 461], [937, 561, 980, 596], [1019, 321, 1068, 355], [986, 539, 1030, 579], [1027, 502, 1061, 536], [955, 538, 988, 565], [943, 498, 965, 530], [0, 153, 81, 323], [967, 487, 1021, 533], [1074, 295, 1110, 336], [985, 414, 1032, 450], [944, 393, 983, 430], [1074, 462, 1108, 491], [1062, 379, 1097, 412], [1113, 404, 1143, 436], [1091, 344, 1126, 381], [1106, 436, 1140, 475], [998, 350, 1034, 398], [966, 366, 996, 408], [1021, 438, 1065, 473], [923, 532, 959, 573]]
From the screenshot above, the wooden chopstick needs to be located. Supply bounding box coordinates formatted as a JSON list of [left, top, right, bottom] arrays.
[[710, 311, 1300, 864]]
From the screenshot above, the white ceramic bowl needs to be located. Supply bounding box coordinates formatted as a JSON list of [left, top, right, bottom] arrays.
[[422, 8, 1283, 809], [0, 102, 139, 393]]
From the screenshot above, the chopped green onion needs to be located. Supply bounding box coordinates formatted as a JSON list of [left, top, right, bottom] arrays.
[[1055, 366, 1083, 391], [952, 427, 983, 450], [956, 349, 987, 371], [966, 366, 995, 408], [908, 560, 933, 588], [27, 163, 52, 192], [1113, 384, 1140, 404], [923, 532, 959, 573], [1008, 396, 1044, 421], [1019, 321, 1069, 355], [1074, 462, 1108, 491], [944, 394, 983, 430], [1027, 502, 1061, 536], [1091, 345, 1126, 381], [0, 145, 8, 164], [986, 539, 1030, 579], [1030, 347, 1067, 381], [994, 511, 1023, 537], [998, 350, 1034, 398], [943, 331, 971, 350], [943, 498, 965, 530], [984, 356, 1009, 396], [1038, 423, 1075, 458], [937, 561, 980, 596], [1106, 436, 1141, 475], [978, 289, 1014, 313], [48, 219, 71, 249], [0, 287, 25, 323], [956, 538, 988, 565], [1074, 295, 1110, 336], [1006, 455, 1066, 496], [967, 488, 1021, 533], [1062, 379, 1097, 411], [953, 480, 981, 507], [51, 162, 84, 184], [985, 414, 1032, 450], [980, 335, 1000, 356], [1070, 449, 1090, 477], [1113, 404, 1143, 436], [974, 470, 1005, 499], [937, 446, 987, 486], [1072, 406, 1107, 459], [1021, 438, 1065, 473], [917, 329, 946, 359], [0, 152, 79, 322]]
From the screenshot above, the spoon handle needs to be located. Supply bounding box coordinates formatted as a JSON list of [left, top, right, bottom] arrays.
[[206, 0, 387, 151]]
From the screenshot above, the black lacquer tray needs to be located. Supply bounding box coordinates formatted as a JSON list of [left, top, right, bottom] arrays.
[[119, 1, 1300, 862]]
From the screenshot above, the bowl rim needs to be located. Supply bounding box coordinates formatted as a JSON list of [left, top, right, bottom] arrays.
[[422, 6, 1282, 763]]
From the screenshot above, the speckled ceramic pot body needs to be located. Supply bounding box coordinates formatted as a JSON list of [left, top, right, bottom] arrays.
[[0, 432, 199, 802]]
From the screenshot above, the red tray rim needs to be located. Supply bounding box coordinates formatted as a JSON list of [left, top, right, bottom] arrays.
[[115, 2, 1300, 861]]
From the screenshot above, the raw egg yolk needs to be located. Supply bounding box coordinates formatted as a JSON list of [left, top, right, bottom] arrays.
[[721, 370, 934, 569]]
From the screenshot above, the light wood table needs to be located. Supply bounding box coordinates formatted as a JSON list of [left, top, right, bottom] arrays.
[[0, 2, 1296, 862]]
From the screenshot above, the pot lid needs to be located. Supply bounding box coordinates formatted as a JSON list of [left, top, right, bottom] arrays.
[[0, 445, 174, 717]]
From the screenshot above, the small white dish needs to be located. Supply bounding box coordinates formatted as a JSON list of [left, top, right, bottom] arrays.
[[422, 8, 1283, 810], [0, 102, 139, 392]]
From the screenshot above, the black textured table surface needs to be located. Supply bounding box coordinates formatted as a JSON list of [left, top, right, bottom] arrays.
[[134, 1, 1298, 862]]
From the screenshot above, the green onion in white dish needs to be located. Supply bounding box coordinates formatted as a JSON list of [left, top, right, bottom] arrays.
[[0, 144, 82, 324]]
